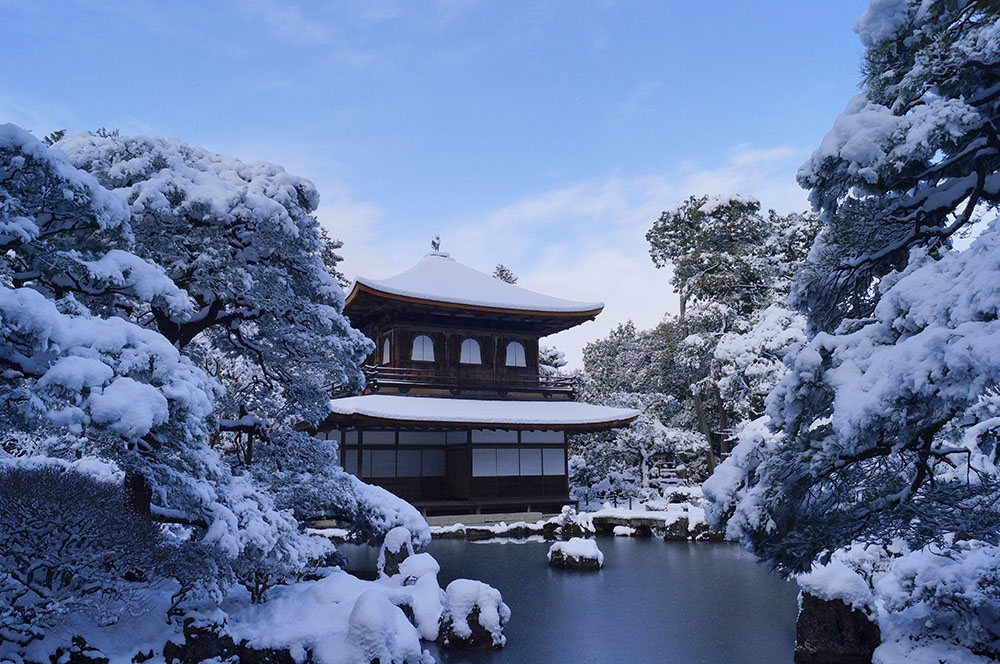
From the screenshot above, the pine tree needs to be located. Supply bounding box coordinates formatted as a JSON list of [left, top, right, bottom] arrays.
[[41, 129, 65, 146], [0, 124, 430, 639], [492, 263, 518, 284], [538, 345, 568, 377], [706, 4, 1000, 657], [793, 0, 1000, 333], [646, 196, 816, 452]]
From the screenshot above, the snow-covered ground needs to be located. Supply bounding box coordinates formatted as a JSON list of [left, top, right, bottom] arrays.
[[420, 495, 720, 543], [10, 527, 508, 664]]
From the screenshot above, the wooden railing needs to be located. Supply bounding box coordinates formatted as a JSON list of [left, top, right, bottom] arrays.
[[362, 365, 575, 396]]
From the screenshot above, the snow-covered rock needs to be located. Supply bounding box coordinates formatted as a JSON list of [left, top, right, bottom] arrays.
[[438, 579, 510, 649], [346, 590, 427, 664], [375, 528, 446, 643], [547, 537, 604, 571], [545, 505, 594, 540], [426, 501, 722, 542], [378, 526, 416, 578]]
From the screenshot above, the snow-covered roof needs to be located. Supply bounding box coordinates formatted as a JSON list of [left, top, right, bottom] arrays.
[[351, 252, 603, 315], [327, 395, 639, 429]]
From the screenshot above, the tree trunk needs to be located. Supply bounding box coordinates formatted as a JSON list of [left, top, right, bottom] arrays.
[[693, 392, 716, 474], [713, 385, 731, 455], [124, 470, 152, 521], [682, 289, 714, 473], [639, 447, 650, 488]]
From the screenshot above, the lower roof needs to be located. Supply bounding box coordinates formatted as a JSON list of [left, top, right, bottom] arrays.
[[326, 394, 640, 431]]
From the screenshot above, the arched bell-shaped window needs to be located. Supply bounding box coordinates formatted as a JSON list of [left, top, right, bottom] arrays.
[[460, 338, 482, 364], [411, 334, 435, 362], [505, 341, 526, 367], [382, 338, 391, 365]]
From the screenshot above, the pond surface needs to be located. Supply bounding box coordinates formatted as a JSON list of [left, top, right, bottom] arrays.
[[420, 537, 798, 664]]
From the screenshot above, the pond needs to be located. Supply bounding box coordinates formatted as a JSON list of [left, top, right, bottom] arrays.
[[347, 537, 799, 663]]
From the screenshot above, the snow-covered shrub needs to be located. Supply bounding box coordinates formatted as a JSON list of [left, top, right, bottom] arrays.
[[375, 529, 445, 643], [255, 431, 430, 548], [568, 456, 638, 508], [874, 541, 1000, 662], [570, 392, 709, 505], [0, 461, 173, 647], [378, 526, 416, 579]]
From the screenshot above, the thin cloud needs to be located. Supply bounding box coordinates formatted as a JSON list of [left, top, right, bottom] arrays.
[[728, 144, 802, 167], [615, 81, 661, 121], [239, 0, 330, 45]]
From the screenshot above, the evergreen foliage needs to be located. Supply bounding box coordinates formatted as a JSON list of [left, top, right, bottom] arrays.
[[0, 463, 177, 646], [793, 0, 1000, 333], [647, 194, 772, 318], [705, 3, 1000, 657], [41, 129, 65, 146], [573, 198, 816, 499], [538, 344, 568, 377], [0, 123, 427, 640], [492, 263, 518, 284]]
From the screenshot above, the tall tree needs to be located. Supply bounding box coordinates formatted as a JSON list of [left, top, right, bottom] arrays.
[[50, 133, 425, 546], [1, 124, 429, 634], [572, 320, 710, 495], [647, 195, 772, 319], [646, 196, 817, 452], [0, 124, 309, 618], [706, 3, 1000, 658], [793, 0, 1000, 333], [710, 210, 820, 423]]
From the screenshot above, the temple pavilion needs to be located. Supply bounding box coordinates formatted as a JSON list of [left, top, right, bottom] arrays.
[[318, 243, 639, 515]]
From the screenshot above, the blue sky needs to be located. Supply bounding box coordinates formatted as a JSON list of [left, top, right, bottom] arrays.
[[1, 0, 871, 364]]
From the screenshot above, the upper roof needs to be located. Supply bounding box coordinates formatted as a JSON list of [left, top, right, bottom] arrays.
[[326, 394, 640, 431], [348, 251, 604, 316]]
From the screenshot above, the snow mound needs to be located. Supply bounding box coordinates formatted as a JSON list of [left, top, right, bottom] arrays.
[[346, 590, 427, 664], [378, 525, 416, 578], [439, 579, 510, 648], [547, 537, 606, 570], [224, 569, 437, 664], [375, 527, 445, 642], [798, 560, 874, 612]]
